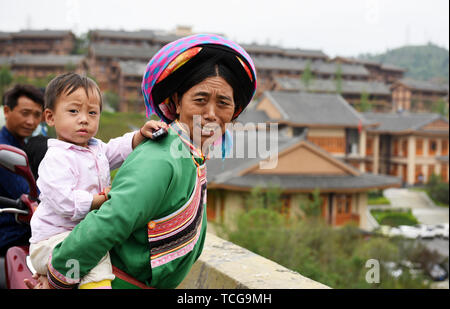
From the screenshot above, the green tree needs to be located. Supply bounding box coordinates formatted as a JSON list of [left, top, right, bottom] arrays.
[[298, 188, 322, 219], [358, 43, 449, 83], [0, 66, 13, 102], [72, 32, 89, 55], [431, 98, 449, 118], [359, 91, 372, 112], [103, 90, 120, 112], [335, 63, 343, 94], [301, 60, 313, 91], [218, 184, 434, 289]]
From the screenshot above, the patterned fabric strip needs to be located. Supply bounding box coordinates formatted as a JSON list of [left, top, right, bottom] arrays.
[[148, 164, 206, 268], [169, 120, 205, 161], [156, 47, 203, 84], [47, 253, 79, 289]]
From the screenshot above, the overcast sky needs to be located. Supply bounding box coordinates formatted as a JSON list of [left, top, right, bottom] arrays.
[[0, 0, 448, 57]]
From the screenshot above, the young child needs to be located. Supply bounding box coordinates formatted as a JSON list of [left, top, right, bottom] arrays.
[[28, 72, 167, 289]]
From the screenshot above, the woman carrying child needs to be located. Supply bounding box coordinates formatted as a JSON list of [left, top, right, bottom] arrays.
[[27, 34, 257, 289]]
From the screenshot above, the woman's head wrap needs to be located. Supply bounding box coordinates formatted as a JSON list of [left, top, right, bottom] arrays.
[[142, 34, 257, 123]]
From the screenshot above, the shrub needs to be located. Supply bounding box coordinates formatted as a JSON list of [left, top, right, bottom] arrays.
[[370, 209, 418, 227], [219, 186, 431, 288], [426, 174, 449, 206]]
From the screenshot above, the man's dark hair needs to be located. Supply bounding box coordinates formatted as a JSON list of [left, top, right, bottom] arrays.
[[44, 72, 102, 111], [3, 84, 44, 110]]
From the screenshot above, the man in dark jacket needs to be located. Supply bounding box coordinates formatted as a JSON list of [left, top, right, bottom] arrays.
[[0, 84, 44, 254]]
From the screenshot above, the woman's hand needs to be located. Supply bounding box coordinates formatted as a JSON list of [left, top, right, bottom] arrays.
[[24, 274, 52, 289], [132, 120, 168, 149]]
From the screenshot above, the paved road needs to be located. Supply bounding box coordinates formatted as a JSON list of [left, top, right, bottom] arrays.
[[383, 188, 449, 225], [419, 238, 449, 258]]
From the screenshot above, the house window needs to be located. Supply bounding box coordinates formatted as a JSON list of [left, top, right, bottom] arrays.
[[390, 164, 398, 176], [442, 140, 449, 156], [415, 165, 424, 184], [366, 138, 373, 156], [393, 139, 399, 156], [336, 194, 352, 214], [429, 140, 437, 156], [416, 139, 423, 156], [402, 140, 408, 157]]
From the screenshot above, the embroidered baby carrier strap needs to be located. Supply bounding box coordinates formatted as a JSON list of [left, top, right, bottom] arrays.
[[147, 163, 207, 268]]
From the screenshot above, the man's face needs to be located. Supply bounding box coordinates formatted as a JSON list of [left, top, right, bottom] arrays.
[[4, 96, 43, 140]]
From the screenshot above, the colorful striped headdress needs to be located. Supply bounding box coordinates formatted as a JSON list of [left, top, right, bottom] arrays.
[[141, 34, 257, 123]]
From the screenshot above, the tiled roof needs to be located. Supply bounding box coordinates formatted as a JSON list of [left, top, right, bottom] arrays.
[[219, 173, 401, 191], [118, 60, 147, 76], [13, 30, 74, 38], [206, 131, 401, 190], [394, 78, 449, 93], [253, 56, 369, 76], [334, 56, 406, 72], [262, 91, 371, 126], [241, 43, 328, 59], [5, 54, 83, 66], [90, 29, 155, 40], [274, 77, 391, 95], [90, 42, 159, 60], [363, 112, 449, 133]]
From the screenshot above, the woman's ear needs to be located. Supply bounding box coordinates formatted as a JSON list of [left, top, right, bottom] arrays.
[[172, 93, 181, 115]]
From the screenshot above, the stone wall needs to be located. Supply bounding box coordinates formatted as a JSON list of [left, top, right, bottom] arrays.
[[178, 233, 330, 289]]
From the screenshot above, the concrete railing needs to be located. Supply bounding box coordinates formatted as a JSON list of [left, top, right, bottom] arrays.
[[178, 233, 330, 289]]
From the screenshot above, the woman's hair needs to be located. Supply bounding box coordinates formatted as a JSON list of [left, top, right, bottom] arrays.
[[175, 62, 246, 113], [44, 72, 103, 111], [151, 45, 253, 119]]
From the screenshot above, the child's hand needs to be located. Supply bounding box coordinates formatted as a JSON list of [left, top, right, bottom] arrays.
[[103, 186, 111, 197], [132, 120, 168, 149], [139, 120, 168, 139], [91, 187, 111, 211]]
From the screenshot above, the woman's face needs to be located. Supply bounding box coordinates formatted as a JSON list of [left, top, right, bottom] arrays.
[[174, 76, 235, 150]]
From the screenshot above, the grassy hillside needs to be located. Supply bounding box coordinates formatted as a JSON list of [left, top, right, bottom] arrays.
[[97, 111, 149, 142], [47, 111, 152, 142], [358, 43, 449, 83]]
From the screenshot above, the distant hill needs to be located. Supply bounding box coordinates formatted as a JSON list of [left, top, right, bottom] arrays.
[[358, 43, 449, 83]]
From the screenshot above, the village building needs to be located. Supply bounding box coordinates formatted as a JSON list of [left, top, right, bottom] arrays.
[[205, 129, 401, 229], [363, 112, 449, 185], [0, 30, 76, 56], [272, 76, 392, 112], [333, 56, 406, 84], [86, 42, 158, 92], [0, 54, 85, 80], [254, 90, 377, 171], [390, 78, 449, 112], [117, 60, 147, 112], [89, 28, 188, 49], [253, 56, 370, 97], [241, 43, 328, 61]]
